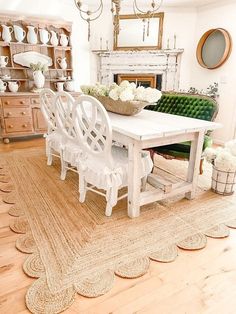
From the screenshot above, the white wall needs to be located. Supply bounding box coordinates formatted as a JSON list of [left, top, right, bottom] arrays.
[[0, 0, 91, 89], [191, 1, 236, 144]]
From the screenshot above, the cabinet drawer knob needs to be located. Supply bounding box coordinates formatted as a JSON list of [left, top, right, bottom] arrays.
[[22, 124, 28, 128], [4, 101, 10, 105], [20, 101, 25, 105], [21, 111, 26, 115], [33, 100, 38, 104], [7, 112, 12, 116], [8, 125, 13, 128]]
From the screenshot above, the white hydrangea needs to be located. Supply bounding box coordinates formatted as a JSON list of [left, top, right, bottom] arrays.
[[119, 88, 135, 101], [143, 87, 162, 103], [80, 81, 162, 103], [134, 86, 145, 101], [109, 88, 119, 100], [214, 150, 236, 172], [119, 80, 130, 88]]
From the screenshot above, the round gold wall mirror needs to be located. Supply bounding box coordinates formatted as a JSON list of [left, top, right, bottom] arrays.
[[196, 28, 232, 69]]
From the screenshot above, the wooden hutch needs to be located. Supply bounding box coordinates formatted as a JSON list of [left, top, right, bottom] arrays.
[[0, 14, 78, 143]]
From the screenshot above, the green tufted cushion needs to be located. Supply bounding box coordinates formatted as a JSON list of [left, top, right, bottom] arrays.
[[156, 135, 213, 159], [146, 93, 218, 121], [146, 93, 218, 159]]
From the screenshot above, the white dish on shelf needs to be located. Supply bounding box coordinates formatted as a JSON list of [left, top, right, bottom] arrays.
[[13, 51, 53, 68]]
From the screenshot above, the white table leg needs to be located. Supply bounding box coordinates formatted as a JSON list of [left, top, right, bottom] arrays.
[[185, 130, 205, 199], [128, 140, 142, 218]]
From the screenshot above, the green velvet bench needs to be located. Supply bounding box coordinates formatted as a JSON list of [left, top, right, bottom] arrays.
[[146, 92, 219, 173]]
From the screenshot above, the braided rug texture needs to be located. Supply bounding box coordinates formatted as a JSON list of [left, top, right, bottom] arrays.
[[1, 148, 236, 314]]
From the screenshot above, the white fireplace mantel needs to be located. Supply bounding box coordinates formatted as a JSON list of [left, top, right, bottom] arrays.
[[92, 49, 184, 91]]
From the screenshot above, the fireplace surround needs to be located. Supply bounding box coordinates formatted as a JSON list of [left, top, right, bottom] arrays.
[[93, 49, 184, 91]]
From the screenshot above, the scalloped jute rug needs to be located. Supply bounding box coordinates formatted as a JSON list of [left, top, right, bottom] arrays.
[[1, 148, 236, 314]]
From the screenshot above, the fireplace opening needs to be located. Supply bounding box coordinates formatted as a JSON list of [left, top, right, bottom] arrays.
[[114, 74, 162, 90]]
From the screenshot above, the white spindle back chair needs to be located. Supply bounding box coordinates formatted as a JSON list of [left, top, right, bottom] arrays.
[[73, 95, 132, 216], [40, 89, 61, 166], [54, 91, 81, 180]]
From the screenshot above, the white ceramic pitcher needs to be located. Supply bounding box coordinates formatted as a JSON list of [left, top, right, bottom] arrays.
[[27, 26, 38, 44], [0, 56, 8, 68], [39, 29, 50, 45], [64, 81, 74, 92], [8, 81, 20, 92], [59, 34, 69, 47], [50, 30, 59, 46], [1, 25, 13, 43], [13, 25, 26, 42], [57, 57, 67, 70]]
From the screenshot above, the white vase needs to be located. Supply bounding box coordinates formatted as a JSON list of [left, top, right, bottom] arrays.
[[33, 70, 45, 89]]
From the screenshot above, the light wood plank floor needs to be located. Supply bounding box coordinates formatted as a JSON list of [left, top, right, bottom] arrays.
[[1, 138, 236, 314]]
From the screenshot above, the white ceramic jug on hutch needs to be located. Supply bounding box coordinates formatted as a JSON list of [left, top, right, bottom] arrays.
[[59, 34, 69, 47], [1, 25, 13, 43], [27, 26, 38, 44], [33, 70, 45, 89], [13, 25, 26, 42], [39, 29, 50, 45], [8, 81, 20, 93], [64, 81, 74, 92], [55, 82, 64, 92], [57, 57, 67, 70], [0, 56, 8, 68], [50, 30, 59, 46]]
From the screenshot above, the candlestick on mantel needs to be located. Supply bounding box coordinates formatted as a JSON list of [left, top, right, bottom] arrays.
[[100, 37, 103, 50], [167, 38, 170, 49], [106, 40, 109, 51], [174, 34, 177, 49]]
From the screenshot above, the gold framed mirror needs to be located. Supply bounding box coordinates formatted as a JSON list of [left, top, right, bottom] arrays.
[[196, 28, 232, 69], [113, 12, 164, 51]]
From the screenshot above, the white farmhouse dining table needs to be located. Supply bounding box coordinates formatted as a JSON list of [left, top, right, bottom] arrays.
[[106, 109, 221, 218]]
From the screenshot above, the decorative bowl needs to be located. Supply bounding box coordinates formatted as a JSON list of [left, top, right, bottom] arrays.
[[95, 95, 151, 116]]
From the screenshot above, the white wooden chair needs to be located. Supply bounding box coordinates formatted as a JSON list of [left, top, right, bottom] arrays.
[[72, 95, 153, 216], [40, 89, 63, 166], [54, 91, 82, 180]]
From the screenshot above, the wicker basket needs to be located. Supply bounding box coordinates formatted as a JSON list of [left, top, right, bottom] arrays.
[[95, 95, 150, 116], [211, 166, 236, 195]]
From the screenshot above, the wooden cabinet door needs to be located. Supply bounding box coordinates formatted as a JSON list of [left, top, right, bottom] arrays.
[[32, 108, 47, 133]]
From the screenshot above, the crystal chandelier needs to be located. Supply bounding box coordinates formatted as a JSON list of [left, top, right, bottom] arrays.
[[74, 0, 163, 42]]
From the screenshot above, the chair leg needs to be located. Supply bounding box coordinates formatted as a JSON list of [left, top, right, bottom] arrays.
[[46, 146, 53, 166], [79, 174, 87, 203], [199, 158, 204, 175], [60, 154, 68, 180], [105, 188, 114, 217]]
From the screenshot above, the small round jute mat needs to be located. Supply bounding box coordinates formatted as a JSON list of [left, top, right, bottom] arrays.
[[204, 224, 230, 238], [9, 217, 30, 234], [177, 233, 207, 250], [23, 253, 45, 278], [16, 233, 37, 254], [115, 257, 150, 279], [149, 244, 178, 263], [74, 270, 114, 298], [0, 183, 15, 193], [26, 277, 76, 314], [3, 193, 17, 204], [225, 219, 236, 229], [8, 206, 24, 217]]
